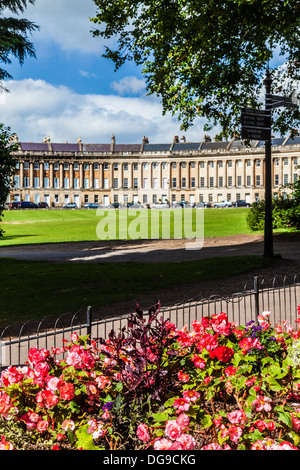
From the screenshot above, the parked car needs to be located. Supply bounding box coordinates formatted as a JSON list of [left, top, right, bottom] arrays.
[[233, 200, 251, 207], [128, 203, 146, 209], [38, 202, 49, 209], [9, 201, 39, 209], [151, 203, 169, 209], [214, 200, 232, 208], [83, 203, 101, 209], [172, 201, 193, 208], [194, 202, 212, 208], [63, 203, 77, 209]]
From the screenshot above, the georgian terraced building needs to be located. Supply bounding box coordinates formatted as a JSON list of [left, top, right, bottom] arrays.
[[8, 132, 300, 207]]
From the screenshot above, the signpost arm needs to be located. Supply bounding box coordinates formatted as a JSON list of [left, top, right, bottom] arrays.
[[263, 69, 274, 257]]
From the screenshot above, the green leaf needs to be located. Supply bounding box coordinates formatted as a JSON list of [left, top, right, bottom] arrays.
[[151, 411, 171, 422], [75, 424, 99, 450], [277, 411, 292, 428], [201, 414, 212, 429], [265, 376, 283, 392]]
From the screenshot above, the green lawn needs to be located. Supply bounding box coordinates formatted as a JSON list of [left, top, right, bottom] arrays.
[[0, 207, 252, 246], [0, 255, 272, 326]]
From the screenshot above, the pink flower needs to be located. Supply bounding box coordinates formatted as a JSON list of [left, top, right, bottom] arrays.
[[201, 442, 231, 450], [178, 370, 189, 383], [182, 390, 200, 402], [279, 441, 299, 450], [1, 366, 24, 386], [252, 395, 272, 412], [71, 332, 79, 342], [175, 433, 196, 450], [251, 440, 265, 450], [0, 392, 11, 414], [59, 383, 75, 401], [37, 420, 49, 433], [228, 425, 243, 443], [153, 438, 173, 450], [34, 362, 50, 378], [28, 347, 50, 366], [165, 420, 181, 440], [227, 410, 247, 425], [292, 415, 300, 432], [136, 423, 150, 442], [255, 420, 268, 432], [47, 376, 63, 391], [224, 366, 237, 377], [62, 419, 75, 431], [0, 435, 14, 450], [191, 354, 206, 369], [36, 390, 59, 409], [176, 413, 190, 431], [173, 397, 190, 413]]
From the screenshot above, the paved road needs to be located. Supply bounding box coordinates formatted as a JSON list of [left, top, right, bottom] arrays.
[[0, 233, 300, 263]]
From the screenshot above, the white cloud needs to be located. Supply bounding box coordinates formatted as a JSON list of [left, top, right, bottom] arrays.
[[110, 76, 147, 96], [19, 0, 105, 54], [0, 79, 219, 144], [79, 70, 97, 79]]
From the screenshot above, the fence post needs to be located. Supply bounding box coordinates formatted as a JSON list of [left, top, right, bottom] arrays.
[[253, 276, 259, 320], [87, 306, 92, 344]]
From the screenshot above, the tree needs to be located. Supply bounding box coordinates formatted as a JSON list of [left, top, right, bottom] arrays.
[[91, 0, 300, 137], [0, 1, 38, 237], [0, 125, 19, 237], [0, 0, 38, 87]]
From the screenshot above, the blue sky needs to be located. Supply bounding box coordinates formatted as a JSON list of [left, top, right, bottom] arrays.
[[2, 0, 205, 144], [1, 0, 288, 145]]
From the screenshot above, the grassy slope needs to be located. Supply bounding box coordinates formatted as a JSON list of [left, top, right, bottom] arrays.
[[0, 255, 272, 326], [0, 208, 269, 326], [0, 208, 252, 246]]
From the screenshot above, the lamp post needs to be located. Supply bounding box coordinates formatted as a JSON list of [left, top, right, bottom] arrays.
[[263, 69, 274, 258]]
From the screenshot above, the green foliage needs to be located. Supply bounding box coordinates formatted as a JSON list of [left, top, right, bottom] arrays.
[[0, 125, 19, 237], [0, 0, 38, 83], [91, 0, 300, 136], [1, 307, 300, 450], [247, 178, 300, 231]]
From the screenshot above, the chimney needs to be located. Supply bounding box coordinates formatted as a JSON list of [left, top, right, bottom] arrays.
[[77, 137, 82, 152], [110, 134, 116, 152], [173, 135, 179, 143], [141, 136, 149, 152], [203, 134, 211, 142], [180, 136, 186, 142], [43, 136, 52, 151]]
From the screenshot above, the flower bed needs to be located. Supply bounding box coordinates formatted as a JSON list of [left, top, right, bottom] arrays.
[[1, 303, 300, 450]]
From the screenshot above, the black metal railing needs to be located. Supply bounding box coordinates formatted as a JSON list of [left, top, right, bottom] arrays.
[[1, 272, 300, 373]]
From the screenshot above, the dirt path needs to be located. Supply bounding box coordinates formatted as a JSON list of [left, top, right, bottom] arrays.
[[0, 232, 300, 263]]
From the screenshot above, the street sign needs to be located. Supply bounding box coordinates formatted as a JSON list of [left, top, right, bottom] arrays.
[[241, 108, 271, 141], [241, 112, 271, 129], [241, 126, 270, 141], [267, 94, 298, 109]]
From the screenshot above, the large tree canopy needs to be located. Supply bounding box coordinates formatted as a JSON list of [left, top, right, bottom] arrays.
[[0, 0, 38, 85], [91, 0, 300, 138]]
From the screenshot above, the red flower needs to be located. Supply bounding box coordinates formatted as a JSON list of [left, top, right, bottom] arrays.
[[59, 383, 75, 401], [209, 346, 234, 363]]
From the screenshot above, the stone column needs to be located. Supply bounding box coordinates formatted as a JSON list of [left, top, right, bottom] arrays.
[[89, 164, 93, 189], [69, 163, 74, 189], [59, 163, 64, 189], [79, 163, 83, 189], [29, 162, 34, 188], [20, 162, 24, 188], [39, 162, 44, 188]]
